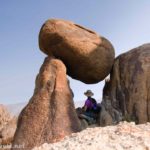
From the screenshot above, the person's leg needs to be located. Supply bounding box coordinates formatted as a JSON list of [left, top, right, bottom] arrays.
[[83, 112, 96, 124]]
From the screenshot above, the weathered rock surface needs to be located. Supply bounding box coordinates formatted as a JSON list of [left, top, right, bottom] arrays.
[[33, 122, 150, 150], [0, 117, 17, 145], [98, 104, 113, 127], [80, 119, 89, 130], [103, 44, 150, 124], [0, 105, 11, 131], [12, 57, 81, 150], [39, 19, 115, 84], [98, 99, 122, 127]]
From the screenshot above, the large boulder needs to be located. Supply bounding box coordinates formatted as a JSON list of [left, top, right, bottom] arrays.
[[103, 44, 150, 124], [12, 57, 81, 150], [39, 19, 115, 84]]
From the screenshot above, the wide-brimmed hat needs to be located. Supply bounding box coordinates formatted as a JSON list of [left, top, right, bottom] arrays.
[[84, 90, 94, 97]]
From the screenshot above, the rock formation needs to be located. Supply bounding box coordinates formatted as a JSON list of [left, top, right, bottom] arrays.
[[98, 98, 122, 127], [103, 44, 150, 124], [0, 117, 17, 145], [39, 19, 115, 84], [98, 102, 113, 127], [0, 104, 11, 131], [12, 57, 81, 150]]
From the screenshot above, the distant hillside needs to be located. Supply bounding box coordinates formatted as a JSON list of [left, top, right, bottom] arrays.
[[4, 100, 84, 117], [74, 100, 84, 108], [6, 102, 27, 116]]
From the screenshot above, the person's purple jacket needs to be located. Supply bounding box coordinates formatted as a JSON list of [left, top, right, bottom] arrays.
[[84, 98, 93, 110]]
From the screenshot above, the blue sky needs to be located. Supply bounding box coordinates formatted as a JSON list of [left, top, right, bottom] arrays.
[[0, 0, 150, 104]]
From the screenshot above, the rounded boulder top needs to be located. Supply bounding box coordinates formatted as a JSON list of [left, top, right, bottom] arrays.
[[39, 19, 115, 84]]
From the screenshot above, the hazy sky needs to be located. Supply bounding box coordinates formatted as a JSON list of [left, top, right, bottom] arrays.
[[0, 0, 150, 104]]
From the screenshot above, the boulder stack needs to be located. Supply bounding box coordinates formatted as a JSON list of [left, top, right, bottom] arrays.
[[11, 19, 116, 149]]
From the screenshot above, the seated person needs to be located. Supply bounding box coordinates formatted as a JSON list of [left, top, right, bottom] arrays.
[[79, 90, 101, 124]]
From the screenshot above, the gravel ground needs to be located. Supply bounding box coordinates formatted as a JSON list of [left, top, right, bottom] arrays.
[[33, 121, 150, 150]]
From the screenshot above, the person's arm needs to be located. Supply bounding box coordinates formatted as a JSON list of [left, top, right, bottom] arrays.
[[83, 99, 90, 112], [83, 105, 87, 112]]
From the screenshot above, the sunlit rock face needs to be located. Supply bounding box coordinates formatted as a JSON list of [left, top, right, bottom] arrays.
[[39, 19, 115, 84], [12, 57, 81, 150]]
